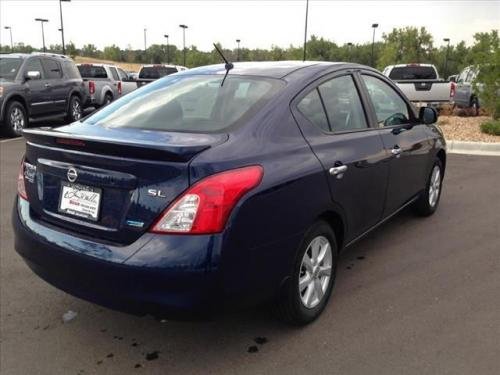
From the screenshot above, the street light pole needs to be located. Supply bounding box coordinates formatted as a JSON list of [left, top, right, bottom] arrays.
[[35, 18, 49, 53], [179, 24, 188, 66], [371, 23, 379, 67], [4, 26, 13, 50], [164, 34, 170, 64], [236, 39, 241, 61], [303, 0, 309, 61], [59, 0, 70, 55], [144, 28, 147, 51], [443, 38, 450, 79], [347, 42, 353, 62]]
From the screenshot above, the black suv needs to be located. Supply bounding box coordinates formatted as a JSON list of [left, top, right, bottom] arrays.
[[0, 53, 88, 137]]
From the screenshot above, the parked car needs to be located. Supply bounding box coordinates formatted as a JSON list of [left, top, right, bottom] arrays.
[[77, 63, 135, 107], [452, 65, 481, 115], [383, 63, 455, 109], [0, 53, 87, 137], [136, 64, 187, 87], [14, 61, 446, 325]]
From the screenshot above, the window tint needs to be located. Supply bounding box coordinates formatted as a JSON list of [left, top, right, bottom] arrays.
[[362, 75, 410, 127], [318, 75, 367, 132], [109, 67, 119, 81], [388, 66, 437, 80], [0, 57, 23, 79], [24, 58, 44, 78], [77, 65, 108, 79], [42, 59, 62, 79], [117, 68, 128, 80], [297, 89, 329, 132], [139, 66, 177, 79], [62, 61, 81, 79], [84, 75, 284, 133], [457, 68, 469, 83]]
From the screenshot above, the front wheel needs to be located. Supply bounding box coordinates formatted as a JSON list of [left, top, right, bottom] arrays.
[[273, 221, 338, 325], [66, 95, 82, 123], [413, 159, 444, 216], [2, 100, 27, 137]]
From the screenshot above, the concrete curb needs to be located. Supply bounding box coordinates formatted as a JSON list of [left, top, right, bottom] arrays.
[[447, 140, 500, 156]]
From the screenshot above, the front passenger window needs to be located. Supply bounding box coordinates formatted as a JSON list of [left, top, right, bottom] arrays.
[[362, 75, 410, 127]]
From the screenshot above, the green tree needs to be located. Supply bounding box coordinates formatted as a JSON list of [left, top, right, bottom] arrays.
[[103, 44, 122, 62], [81, 44, 99, 58]]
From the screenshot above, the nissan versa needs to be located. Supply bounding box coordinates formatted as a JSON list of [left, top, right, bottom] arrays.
[[13, 62, 446, 325]]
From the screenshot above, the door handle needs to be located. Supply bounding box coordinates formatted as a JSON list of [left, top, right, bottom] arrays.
[[329, 165, 348, 176], [391, 146, 402, 158], [44, 83, 51, 88]]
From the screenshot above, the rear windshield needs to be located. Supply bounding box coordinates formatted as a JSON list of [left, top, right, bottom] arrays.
[[84, 74, 284, 132], [389, 66, 437, 80], [77, 65, 108, 79], [0, 57, 22, 80], [139, 66, 177, 79]]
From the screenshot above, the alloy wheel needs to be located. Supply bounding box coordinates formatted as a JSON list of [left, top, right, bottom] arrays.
[[72, 100, 82, 120], [10, 107, 25, 133], [428, 165, 441, 207], [298, 235, 333, 309]]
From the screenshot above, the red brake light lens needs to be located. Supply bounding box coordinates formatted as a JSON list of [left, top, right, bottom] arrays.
[[118, 81, 122, 95], [450, 82, 456, 98], [88, 81, 95, 95], [17, 158, 28, 201], [150, 166, 263, 234]]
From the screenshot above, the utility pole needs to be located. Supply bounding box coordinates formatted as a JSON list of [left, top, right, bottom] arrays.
[[371, 23, 379, 67], [164, 34, 170, 64], [4, 26, 13, 50], [144, 28, 147, 51], [59, 0, 70, 55], [303, 0, 309, 61], [443, 38, 451, 79], [179, 24, 188, 66], [35, 18, 49, 52]]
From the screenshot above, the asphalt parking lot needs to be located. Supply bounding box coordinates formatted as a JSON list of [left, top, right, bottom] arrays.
[[1, 138, 499, 375]]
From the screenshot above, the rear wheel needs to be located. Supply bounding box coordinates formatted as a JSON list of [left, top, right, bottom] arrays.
[[103, 92, 113, 106], [66, 95, 82, 123], [471, 97, 480, 116], [274, 221, 338, 325], [2, 100, 27, 137], [413, 159, 443, 216]]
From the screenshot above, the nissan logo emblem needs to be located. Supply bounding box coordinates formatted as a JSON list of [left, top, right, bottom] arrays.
[[67, 168, 78, 183]]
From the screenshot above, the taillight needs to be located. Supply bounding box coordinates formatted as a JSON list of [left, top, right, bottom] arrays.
[[88, 81, 95, 95], [17, 158, 28, 201], [150, 166, 263, 234], [450, 82, 456, 98], [118, 81, 122, 95]]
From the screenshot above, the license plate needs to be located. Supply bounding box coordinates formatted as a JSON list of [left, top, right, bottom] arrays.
[[58, 182, 102, 221]]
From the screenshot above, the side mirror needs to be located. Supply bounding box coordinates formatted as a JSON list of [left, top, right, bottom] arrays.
[[419, 107, 438, 125], [25, 71, 41, 80]]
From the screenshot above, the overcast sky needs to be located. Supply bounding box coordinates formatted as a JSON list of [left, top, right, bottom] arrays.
[[1, 0, 499, 51]]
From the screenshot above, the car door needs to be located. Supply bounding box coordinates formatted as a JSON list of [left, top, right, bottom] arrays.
[[358, 72, 431, 217], [23, 57, 52, 116], [293, 72, 389, 241], [454, 67, 472, 107], [41, 58, 67, 113]]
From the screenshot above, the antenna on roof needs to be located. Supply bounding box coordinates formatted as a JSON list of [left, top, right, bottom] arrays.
[[213, 43, 233, 87]]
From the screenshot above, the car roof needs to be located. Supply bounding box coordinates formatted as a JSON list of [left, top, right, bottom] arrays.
[[0, 53, 72, 61], [388, 63, 436, 68], [179, 61, 347, 79]]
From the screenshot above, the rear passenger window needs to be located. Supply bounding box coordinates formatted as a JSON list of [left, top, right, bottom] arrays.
[[41, 59, 62, 79], [297, 89, 329, 132], [318, 75, 368, 132], [362, 75, 410, 127], [109, 67, 119, 81], [77, 65, 107, 79]]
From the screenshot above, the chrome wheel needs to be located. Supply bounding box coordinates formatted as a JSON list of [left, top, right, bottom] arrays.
[[10, 107, 25, 133], [71, 99, 82, 120], [428, 165, 441, 207], [299, 235, 332, 309]]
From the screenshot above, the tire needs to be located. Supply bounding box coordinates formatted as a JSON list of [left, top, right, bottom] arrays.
[[273, 221, 338, 325], [103, 92, 113, 106], [471, 97, 480, 116], [66, 95, 82, 123], [2, 100, 27, 137], [413, 158, 444, 217]]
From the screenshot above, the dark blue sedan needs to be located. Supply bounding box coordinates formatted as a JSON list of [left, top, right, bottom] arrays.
[[13, 61, 446, 324]]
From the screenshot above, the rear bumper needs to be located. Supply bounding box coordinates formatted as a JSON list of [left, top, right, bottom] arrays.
[[12, 198, 222, 318]]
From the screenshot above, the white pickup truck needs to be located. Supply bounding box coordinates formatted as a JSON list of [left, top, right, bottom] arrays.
[[382, 64, 455, 108]]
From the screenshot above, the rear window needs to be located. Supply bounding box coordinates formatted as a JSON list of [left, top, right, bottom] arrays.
[[77, 65, 108, 79], [0, 57, 22, 79], [139, 66, 177, 79], [388, 66, 437, 80], [84, 75, 284, 133]]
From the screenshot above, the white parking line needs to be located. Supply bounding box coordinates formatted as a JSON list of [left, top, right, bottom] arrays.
[[0, 137, 23, 144]]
